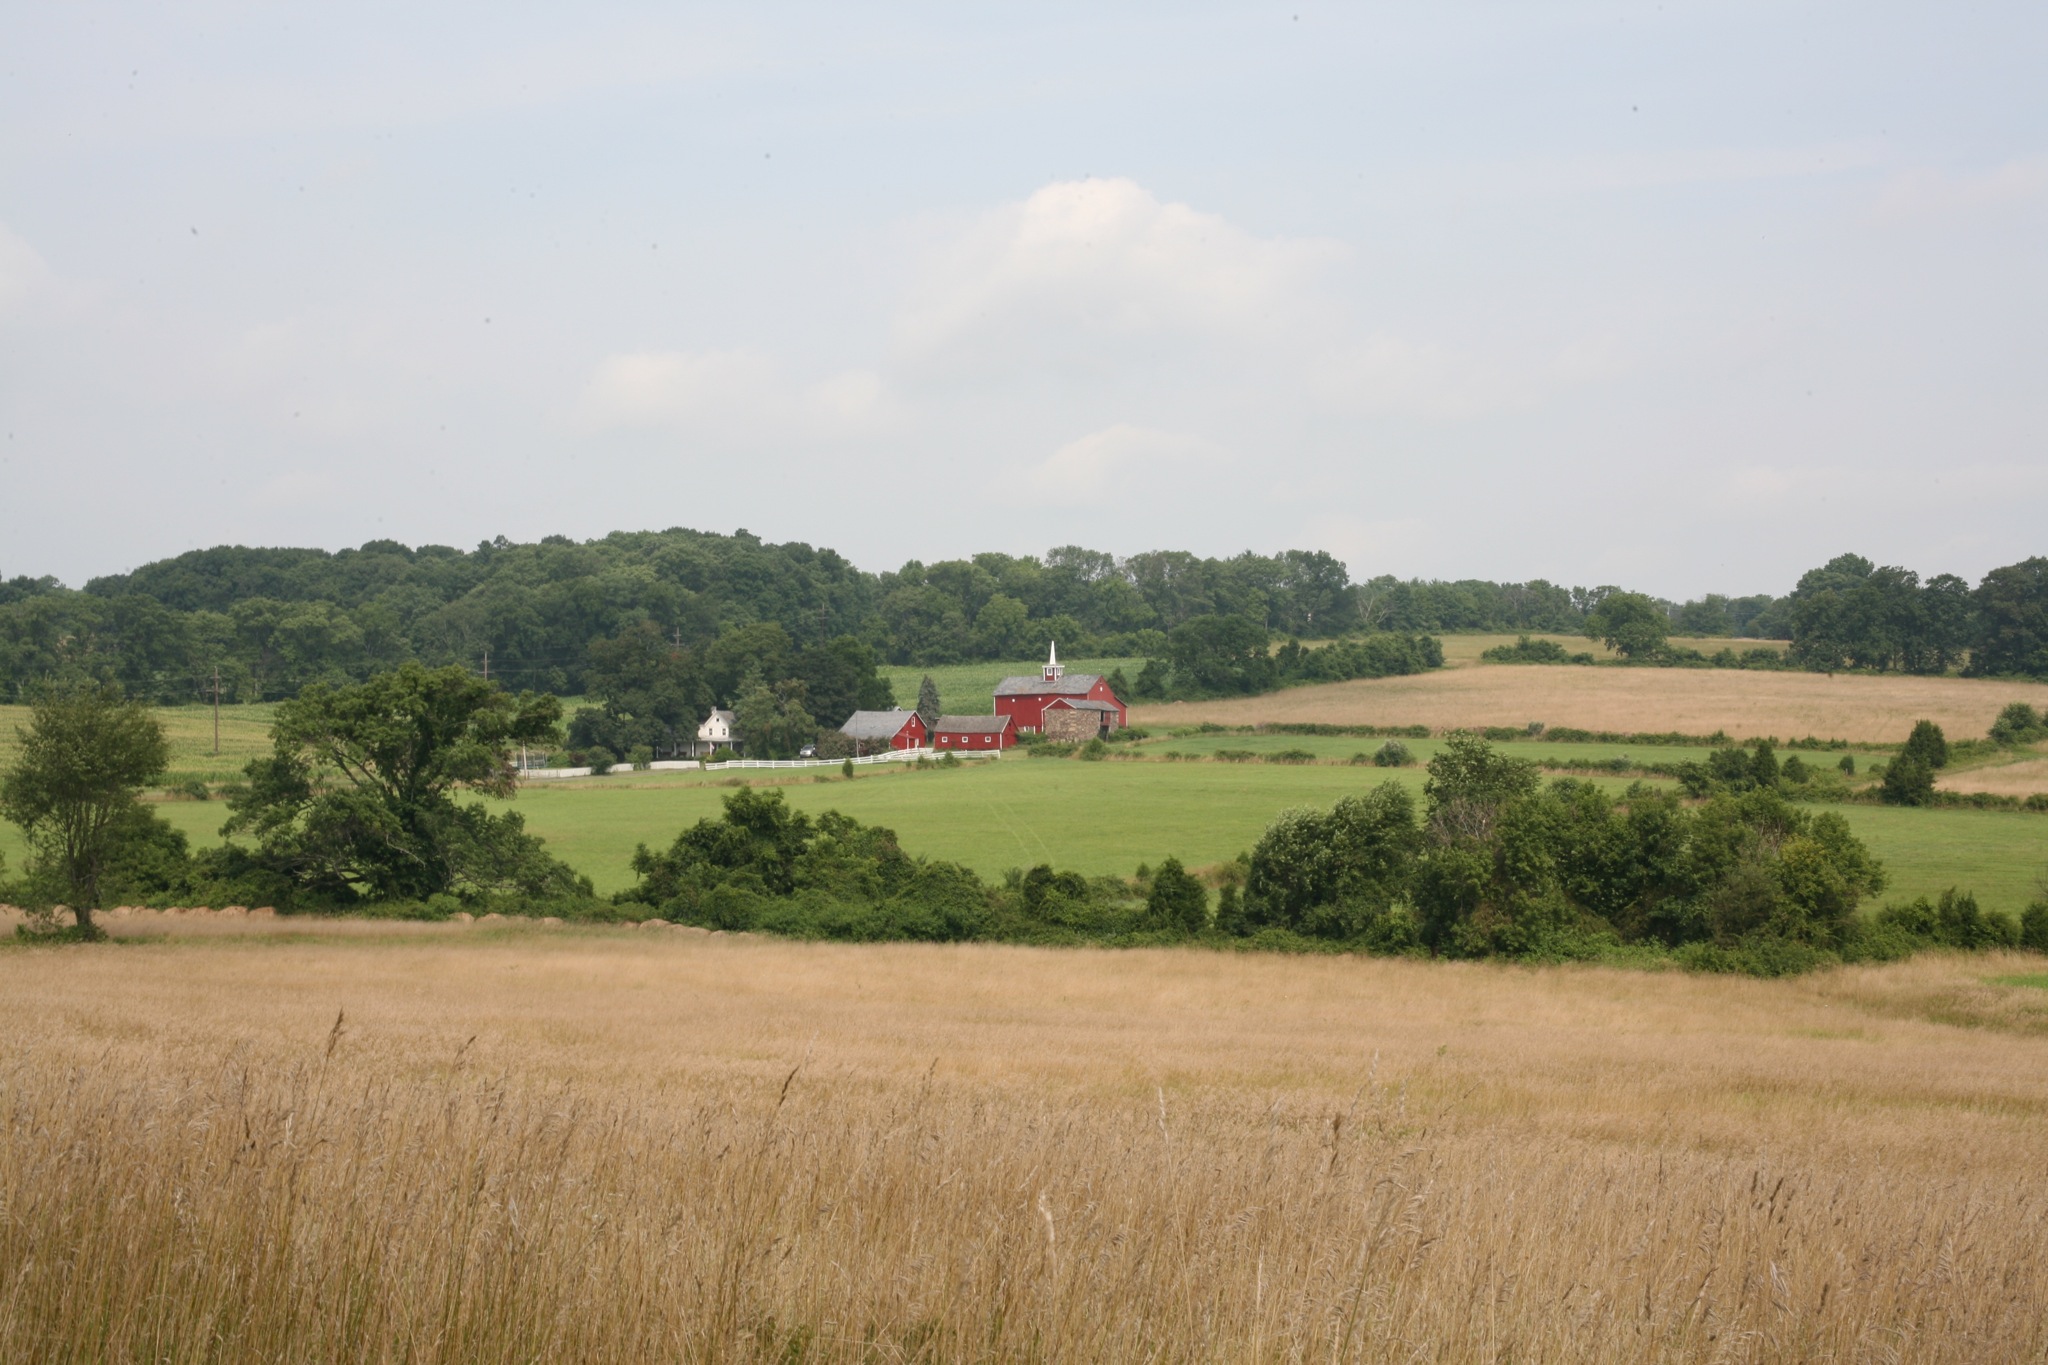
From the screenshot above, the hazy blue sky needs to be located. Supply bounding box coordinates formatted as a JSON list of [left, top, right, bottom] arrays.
[[3, 2, 2042, 595]]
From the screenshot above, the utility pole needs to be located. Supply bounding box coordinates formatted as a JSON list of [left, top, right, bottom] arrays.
[[212, 665, 221, 756], [482, 647, 490, 683]]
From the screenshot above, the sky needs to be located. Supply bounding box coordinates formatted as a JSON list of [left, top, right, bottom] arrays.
[[2, 2, 2043, 597]]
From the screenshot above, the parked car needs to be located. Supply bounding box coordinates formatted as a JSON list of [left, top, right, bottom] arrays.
[[798, 744, 818, 758]]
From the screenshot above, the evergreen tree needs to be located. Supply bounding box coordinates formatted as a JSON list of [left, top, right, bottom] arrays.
[[916, 675, 942, 733], [1900, 719, 1948, 771], [1145, 857, 1209, 935], [1880, 756, 1936, 806]]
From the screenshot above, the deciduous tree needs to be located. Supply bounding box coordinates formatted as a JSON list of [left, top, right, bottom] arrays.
[[1582, 591, 1669, 660], [225, 664, 578, 902], [0, 682, 169, 930]]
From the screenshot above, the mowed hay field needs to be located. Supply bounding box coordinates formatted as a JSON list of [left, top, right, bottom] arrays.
[[1133, 664, 2048, 744], [3, 926, 2045, 1361]]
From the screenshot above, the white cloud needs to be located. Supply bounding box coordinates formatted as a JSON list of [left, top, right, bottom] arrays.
[[0, 224, 56, 316], [1299, 514, 1438, 580], [1726, 465, 1799, 499], [579, 349, 896, 439], [1021, 423, 1228, 502], [251, 468, 341, 510], [582, 348, 780, 427], [896, 178, 1342, 365], [1311, 335, 1621, 420], [1872, 159, 2048, 222]]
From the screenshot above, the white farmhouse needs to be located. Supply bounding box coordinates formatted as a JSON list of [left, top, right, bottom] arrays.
[[694, 708, 739, 758]]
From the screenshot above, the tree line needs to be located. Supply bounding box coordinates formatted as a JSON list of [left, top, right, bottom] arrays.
[[4, 532, 2045, 705], [7, 675, 2042, 974]]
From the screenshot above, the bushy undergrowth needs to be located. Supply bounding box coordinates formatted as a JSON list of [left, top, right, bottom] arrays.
[[592, 737, 2037, 976], [1481, 635, 1594, 665]]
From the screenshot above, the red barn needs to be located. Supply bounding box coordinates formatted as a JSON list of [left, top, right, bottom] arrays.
[[993, 644, 1127, 735], [838, 709, 927, 752], [932, 714, 1016, 751]]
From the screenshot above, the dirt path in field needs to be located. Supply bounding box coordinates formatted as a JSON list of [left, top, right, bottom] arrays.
[[1131, 665, 2048, 742]]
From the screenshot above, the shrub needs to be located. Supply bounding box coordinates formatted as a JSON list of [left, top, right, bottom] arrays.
[[2022, 901, 2048, 952], [1901, 720, 1949, 771], [625, 745, 654, 769], [1878, 889, 2020, 949], [1372, 740, 1412, 768], [1266, 749, 1316, 764], [1242, 784, 1420, 942], [842, 758, 855, 778], [1879, 755, 1935, 806], [1838, 754, 1856, 775], [1991, 702, 2048, 746], [1480, 636, 1585, 665], [585, 746, 617, 776], [1144, 857, 1208, 935]]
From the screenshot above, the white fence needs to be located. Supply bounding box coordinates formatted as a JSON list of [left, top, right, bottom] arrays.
[[519, 746, 997, 780]]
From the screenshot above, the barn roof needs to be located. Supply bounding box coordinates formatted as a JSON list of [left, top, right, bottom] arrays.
[[839, 709, 921, 740], [994, 672, 1102, 697], [1046, 698, 1119, 712], [933, 714, 1014, 734]]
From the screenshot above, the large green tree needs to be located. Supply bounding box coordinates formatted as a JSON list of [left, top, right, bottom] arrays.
[[1166, 614, 1274, 695], [733, 678, 818, 759], [225, 663, 580, 902], [1971, 557, 2048, 679], [0, 682, 170, 930], [1582, 591, 1669, 660]]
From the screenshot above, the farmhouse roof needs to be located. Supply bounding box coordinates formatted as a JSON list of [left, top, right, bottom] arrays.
[[994, 672, 1102, 697], [839, 709, 921, 740], [933, 714, 1014, 734]]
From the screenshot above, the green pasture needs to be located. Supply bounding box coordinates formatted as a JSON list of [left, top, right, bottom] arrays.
[[1138, 731, 1891, 770], [27, 756, 2033, 916], [510, 764, 2046, 909], [1, 700, 2039, 919], [0, 702, 278, 787], [877, 658, 1144, 715]]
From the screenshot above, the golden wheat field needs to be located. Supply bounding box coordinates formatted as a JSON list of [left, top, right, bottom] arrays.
[[3, 921, 2046, 1362], [1133, 664, 2048, 744]]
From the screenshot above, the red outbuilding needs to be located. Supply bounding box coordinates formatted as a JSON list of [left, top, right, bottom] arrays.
[[993, 644, 1127, 735], [837, 709, 928, 752], [932, 714, 1016, 751]]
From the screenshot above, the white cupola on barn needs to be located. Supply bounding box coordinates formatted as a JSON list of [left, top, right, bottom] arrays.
[[1042, 641, 1064, 683]]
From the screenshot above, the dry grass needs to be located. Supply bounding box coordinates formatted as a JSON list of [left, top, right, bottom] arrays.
[[3, 923, 2046, 1361], [1939, 752, 2048, 797], [1134, 664, 2048, 743], [1431, 634, 1789, 668]]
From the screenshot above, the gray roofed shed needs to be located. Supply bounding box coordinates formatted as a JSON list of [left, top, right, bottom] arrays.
[[839, 709, 922, 741], [933, 714, 1014, 733]]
